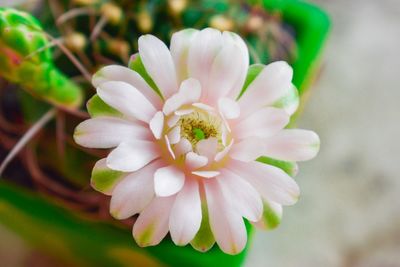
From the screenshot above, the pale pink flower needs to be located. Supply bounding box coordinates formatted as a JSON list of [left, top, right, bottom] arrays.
[[74, 28, 319, 254]]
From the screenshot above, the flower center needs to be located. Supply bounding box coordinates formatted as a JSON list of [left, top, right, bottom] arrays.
[[178, 109, 221, 148]]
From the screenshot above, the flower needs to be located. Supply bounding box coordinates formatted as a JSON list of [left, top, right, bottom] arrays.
[[74, 28, 320, 255]]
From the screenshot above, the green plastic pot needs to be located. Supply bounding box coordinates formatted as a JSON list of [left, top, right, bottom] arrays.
[[0, 0, 330, 266]]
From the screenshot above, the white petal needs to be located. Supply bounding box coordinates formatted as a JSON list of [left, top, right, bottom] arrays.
[[170, 29, 199, 81], [204, 179, 247, 255], [167, 114, 180, 127], [167, 126, 181, 145], [133, 196, 175, 246], [92, 65, 162, 108], [192, 171, 220, 178], [263, 129, 320, 161], [107, 141, 160, 172], [74, 117, 150, 149], [223, 31, 249, 99], [174, 138, 192, 157], [154, 165, 185, 197], [218, 97, 240, 120], [164, 135, 176, 159], [215, 140, 234, 162], [234, 107, 289, 140], [110, 159, 163, 219], [228, 160, 300, 205], [185, 152, 208, 170], [253, 200, 283, 230], [163, 78, 201, 116], [175, 109, 194, 116], [229, 137, 266, 162], [169, 179, 202, 245], [218, 169, 263, 222], [97, 81, 156, 122], [196, 137, 218, 160], [238, 61, 293, 117], [207, 42, 244, 102], [188, 28, 223, 91], [170, 29, 199, 82], [139, 34, 178, 98], [91, 158, 126, 195], [192, 102, 214, 112], [149, 111, 164, 139]]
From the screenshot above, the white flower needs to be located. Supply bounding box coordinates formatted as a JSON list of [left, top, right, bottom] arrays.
[[74, 28, 320, 254]]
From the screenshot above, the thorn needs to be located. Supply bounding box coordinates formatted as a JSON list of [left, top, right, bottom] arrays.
[[0, 108, 56, 176], [90, 16, 108, 42], [57, 7, 96, 25]]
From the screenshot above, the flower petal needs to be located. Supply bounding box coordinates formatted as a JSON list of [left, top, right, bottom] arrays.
[[139, 34, 178, 98], [228, 160, 300, 205], [272, 84, 299, 116], [196, 137, 218, 160], [174, 138, 192, 157], [264, 129, 320, 161], [170, 29, 199, 82], [218, 97, 240, 120], [133, 196, 175, 247], [97, 81, 156, 123], [192, 171, 220, 178], [149, 111, 164, 140], [92, 65, 162, 108], [218, 169, 263, 222], [110, 159, 164, 219], [169, 179, 202, 246], [74, 117, 151, 149], [215, 140, 234, 162], [188, 28, 223, 92], [107, 141, 160, 172], [154, 165, 185, 197], [167, 126, 181, 145], [185, 152, 208, 170], [223, 31, 249, 99], [253, 200, 283, 230], [163, 78, 201, 115], [234, 107, 289, 140], [206, 42, 244, 102], [238, 61, 293, 117], [91, 158, 126, 195], [229, 137, 266, 162], [204, 179, 247, 255]]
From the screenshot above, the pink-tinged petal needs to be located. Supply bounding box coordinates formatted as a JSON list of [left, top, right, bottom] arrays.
[[206, 42, 244, 102], [252, 200, 283, 230], [238, 61, 293, 117], [234, 107, 289, 140], [174, 138, 192, 157], [215, 140, 234, 162], [138, 34, 178, 98], [223, 32, 249, 99], [110, 159, 164, 219], [221, 123, 228, 146], [170, 29, 199, 82], [192, 102, 214, 112], [167, 126, 181, 145], [229, 137, 266, 162], [264, 129, 320, 161], [218, 97, 240, 120], [167, 114, 180, 127], [228, 160, 300, 205], [192, 171, 220, 178], [185, 152, 208, 170], [218, 169, 263, 222], [107, 141, 160, 172], [74, 117, 150, 149], [97, 81, 156, 123], [92, 65, 162, 108], [164, 135, 176, 159], [149, 111, 164, 140], [163, 78, 201, 115], [169, 179, 202, 245], [133, 196, 175, 247], [272, 84, 299, 116], [175, 109, 194, 116], [154, 165, 185, 197], [204, 179, 247, 255], [188, 28, 223, 92], [196, 137, 218, 160], [91, 158, 126, 195]]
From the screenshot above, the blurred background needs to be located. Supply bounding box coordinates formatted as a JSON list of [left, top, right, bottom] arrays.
[[1, 0, 400, 266]]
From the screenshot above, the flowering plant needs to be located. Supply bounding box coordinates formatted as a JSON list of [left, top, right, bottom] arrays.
[[74, 28, 319, 254]]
